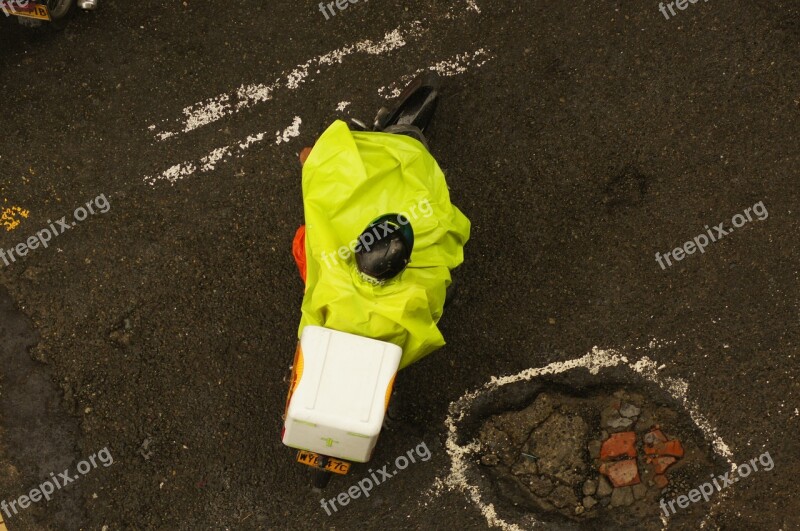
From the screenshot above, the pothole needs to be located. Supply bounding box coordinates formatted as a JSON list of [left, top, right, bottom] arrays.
[[436, 350, 735, 530], [477, 387, 718, 527]]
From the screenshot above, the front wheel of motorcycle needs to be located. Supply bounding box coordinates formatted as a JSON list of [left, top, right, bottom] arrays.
[[44, 0, 74, 19], [18, 0, 73, 29]]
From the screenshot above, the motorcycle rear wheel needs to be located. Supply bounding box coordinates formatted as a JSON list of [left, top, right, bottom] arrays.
[[312, 469, 332, 489]]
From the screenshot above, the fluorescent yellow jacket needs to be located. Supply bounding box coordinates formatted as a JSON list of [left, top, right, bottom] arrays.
[[297, 120, 470, 368]]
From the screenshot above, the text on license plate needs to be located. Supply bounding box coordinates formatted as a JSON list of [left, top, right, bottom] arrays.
[[8, 4, 50, 20], [296, 450, 351, 475]]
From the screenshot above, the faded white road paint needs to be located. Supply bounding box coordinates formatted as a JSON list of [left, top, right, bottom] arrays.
[[144, 117, 302, 186], [276, 116, 302, 145], [143, 46, 493, 184], [149, 23, 424, 141], [434, 345, 737, 530], [142, 44, 492, 185], [377, 48, 495, 98], [447, 0, 481, 17], [143, 1, 487, 185], [147, 0, 486, 142]]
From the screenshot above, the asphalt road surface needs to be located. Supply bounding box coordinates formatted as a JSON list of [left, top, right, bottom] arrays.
[[0, 1, 798, 529]]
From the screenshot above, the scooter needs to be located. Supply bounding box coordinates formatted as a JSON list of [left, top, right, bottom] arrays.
[[281, 72, 470, 488], [2, 0, 96, 27]]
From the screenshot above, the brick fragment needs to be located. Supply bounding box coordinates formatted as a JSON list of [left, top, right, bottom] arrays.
[[644, 429, 668, 455], [653, 456, 676, 474], [661, 440, 684, 458], [600, 459, 640, 487], [644, 429, 667, 444], [600, 431, 637, 459]]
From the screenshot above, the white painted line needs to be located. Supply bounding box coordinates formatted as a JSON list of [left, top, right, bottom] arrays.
[[433, 345, 736, 530], [144, 44, 491, 186], [142, 3, 487, 185], [144, 116, 302, 186], [629, 356, 732, 461], [275, 116, 302, 145], [377, 48, 494, 98], [144, 46, 492, 186], [447, 0, 481, 17], [200, 146, 232, 173], [146, 0, 487, 142], [149, 22, 425, 141]]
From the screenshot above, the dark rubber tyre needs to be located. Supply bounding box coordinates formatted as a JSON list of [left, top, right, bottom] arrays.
[[44, 0, 73, 19], [17, 0, 73, 30], [312, 468, 332, 489], [374, 71, 441, 133]]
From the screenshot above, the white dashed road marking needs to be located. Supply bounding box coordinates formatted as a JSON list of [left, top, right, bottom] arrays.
[[144, 116, 302, 185], [148, 22, 425, 142], [377, 48, 495, 98], [142, 1, 488, 185]]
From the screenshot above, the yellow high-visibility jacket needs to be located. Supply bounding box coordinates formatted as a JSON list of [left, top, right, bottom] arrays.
[[298, 120, 470, 368]]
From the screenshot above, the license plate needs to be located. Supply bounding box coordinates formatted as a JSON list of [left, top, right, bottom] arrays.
[[296, 450, 351, 475], [7, 3, 50, 20]]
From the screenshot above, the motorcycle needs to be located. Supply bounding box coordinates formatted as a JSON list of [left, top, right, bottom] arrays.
[[281, 72, 471, 488], [1, 0, 96, 27]]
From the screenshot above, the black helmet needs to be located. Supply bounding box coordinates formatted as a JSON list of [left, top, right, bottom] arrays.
[[355, 213, 414, 283]]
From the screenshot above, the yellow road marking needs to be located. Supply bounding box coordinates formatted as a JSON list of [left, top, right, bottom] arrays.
[[1, 204, 30, 232], [0, 511, 7, 531]]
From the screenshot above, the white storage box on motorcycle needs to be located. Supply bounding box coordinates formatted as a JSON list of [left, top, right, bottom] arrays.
[[282, 326, 401, 462]]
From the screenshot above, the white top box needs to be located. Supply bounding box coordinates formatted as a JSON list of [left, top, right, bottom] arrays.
[[283, 326, 402, 462]]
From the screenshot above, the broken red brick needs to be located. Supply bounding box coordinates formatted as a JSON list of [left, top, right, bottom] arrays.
[[654, 474, 669, 488], [645, 429, 667, 444], [661, 440, 685, 458], [645, 443, 663, 455], [600, 432, 637, 459], [652, 456, 677, 474], [599, 459, 640, 487], [644, 429, 668, 455]]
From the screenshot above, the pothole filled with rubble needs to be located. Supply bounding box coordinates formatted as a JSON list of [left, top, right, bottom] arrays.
[[477, 387, 722, 528]]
